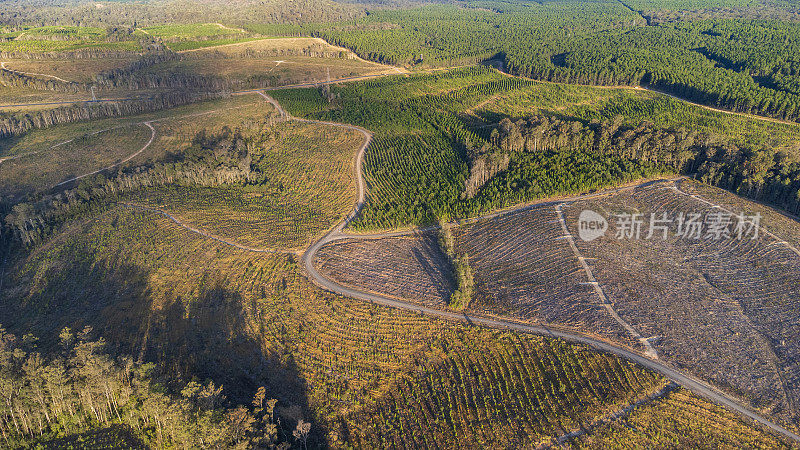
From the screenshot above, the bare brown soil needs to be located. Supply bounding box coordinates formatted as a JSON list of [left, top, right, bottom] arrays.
[[565, 181, 800, 422], [314, 232, 455, 307]]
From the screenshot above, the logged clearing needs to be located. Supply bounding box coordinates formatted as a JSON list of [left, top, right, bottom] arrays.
[[0, 93, 264, 159], [152, 56, 390, 87], [184, 37, 358, 55], [562, 180, 800, 423], [0, 93, 274, 199], [0, 123, 152, 197], [1, 57, 137, 83], [314, 205, 637, 347], [139, 93, 279, 163], [316, 179, 800, 427], [144, 37, 397, 88], [0, 86, 94, 110], [454, 205, 636, 345], [315, 232, 455, 307]]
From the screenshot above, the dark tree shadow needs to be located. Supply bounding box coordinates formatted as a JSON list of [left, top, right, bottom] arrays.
[[0, 246, 316, 443]]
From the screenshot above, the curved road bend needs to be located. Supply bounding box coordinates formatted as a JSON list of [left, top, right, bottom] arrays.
[[275, 84, 800, 443], [5, 71, 798, 440], [302, 202, 800, 444]]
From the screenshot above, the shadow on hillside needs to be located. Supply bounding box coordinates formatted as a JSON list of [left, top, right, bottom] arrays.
[[0, 249, 315, 440]]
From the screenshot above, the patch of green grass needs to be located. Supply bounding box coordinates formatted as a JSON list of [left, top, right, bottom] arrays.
[[166, 37, 262, 51], [142, 23, 245, 39]]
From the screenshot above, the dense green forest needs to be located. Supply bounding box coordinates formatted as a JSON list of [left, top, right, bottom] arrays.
[[301, 1, 800, 123]]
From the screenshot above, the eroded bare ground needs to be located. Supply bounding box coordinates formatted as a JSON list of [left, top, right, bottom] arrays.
[[453, 205, 637, 346], [314, 232, 455, 307], [315, 180, 800, 424], [314, 206, 638, 349], [564, 180, 800, 422]]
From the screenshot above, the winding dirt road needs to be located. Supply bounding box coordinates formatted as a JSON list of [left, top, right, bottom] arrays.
[[54, 122, 155, 187], [275, 86, 800, 443], [121, 203, 298, 254], [7, 60, 800, 441], [1, 61, 71, 83]]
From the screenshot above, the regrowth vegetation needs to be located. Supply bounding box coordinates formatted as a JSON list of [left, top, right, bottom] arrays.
[[438, 220, 474, 311]]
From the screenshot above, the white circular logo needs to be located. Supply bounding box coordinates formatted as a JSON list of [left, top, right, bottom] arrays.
[[578, 210, 608, 242]]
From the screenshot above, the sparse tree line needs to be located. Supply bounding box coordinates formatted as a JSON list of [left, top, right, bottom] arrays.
[[437, 221, 474, 311], [0, 66, 90, 92], [95, 69, 231, 91], [484, 115, 800, 215], [0, 90, 227, 139], [0, 325, 309, 448], [91, 50, 180, 88], [2, 120, 286, 247], [0, 49, 144, 60]]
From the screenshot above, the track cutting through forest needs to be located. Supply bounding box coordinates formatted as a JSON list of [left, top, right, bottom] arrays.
[[99, 93, 800, 444], [10, 56, 800, 443], [258, 82, 800, 443]]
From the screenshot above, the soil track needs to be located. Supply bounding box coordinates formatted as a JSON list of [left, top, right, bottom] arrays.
[[54, 122, 155, 187], [9, 53, 800, 442], [1, 61, 71, 83], [265, 81, 800, 442]]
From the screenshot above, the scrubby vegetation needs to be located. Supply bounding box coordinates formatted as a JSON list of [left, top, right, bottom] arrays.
[[577, 388, 790, 448], [337, 330, 667, 448], [3, 1, 800, 447], [0, 204, 693, 449], [438, 221, 474, 311]]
